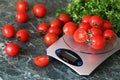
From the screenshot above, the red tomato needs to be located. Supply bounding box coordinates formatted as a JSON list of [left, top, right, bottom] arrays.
[[34, 55, 49, 67], [102, 20, 112, 30], [50, 19, 62, 28], [78, 22, 92, 32], [4, 43, 20, 56], [73, 29, 88, 43], [63, 22, 77, 36], [2, 24, 15, 38], [103, 29, 115, 42], [89, 27, 103, 37], [58, 13, 71, 23], [37, 22, 49, 34], [16, 0, 28, 11], [90, 35, 106, 49], [48, 27, 62, 36], [16, 11, 28, 23], [81, 15, 92, 23], [44, 33, 59, 45], [32, 4, 46, 18], [89, 15, 103, 28], [16, 29, 29, 42]]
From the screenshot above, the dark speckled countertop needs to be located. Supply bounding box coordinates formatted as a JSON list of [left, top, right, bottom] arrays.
[[0, 0, 120, 80]]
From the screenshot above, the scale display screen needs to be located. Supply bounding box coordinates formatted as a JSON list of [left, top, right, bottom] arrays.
[[55, 48, 83, 66], [61, 51, 78, 63]]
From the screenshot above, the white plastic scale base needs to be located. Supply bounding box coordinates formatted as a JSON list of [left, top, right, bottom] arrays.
[[47, 35, 120, 75]]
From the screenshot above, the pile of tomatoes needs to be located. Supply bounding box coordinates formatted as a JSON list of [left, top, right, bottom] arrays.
[[1, 0, 116, 67], [63, 15, 116, 50]]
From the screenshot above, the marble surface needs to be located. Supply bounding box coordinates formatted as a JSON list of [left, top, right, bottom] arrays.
[[0, 0, 120, 80]]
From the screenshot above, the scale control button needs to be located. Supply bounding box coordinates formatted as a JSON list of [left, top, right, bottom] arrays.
[[56, 49, 62, 54], [77, 61, 83, 66], [55, 48, 83, 66]]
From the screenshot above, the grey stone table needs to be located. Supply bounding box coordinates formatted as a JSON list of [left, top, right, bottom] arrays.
[[0, 0, 120, 80]]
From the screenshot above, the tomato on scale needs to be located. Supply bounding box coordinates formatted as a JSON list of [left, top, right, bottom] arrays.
[[103, 29, 115, 42], [78, 22, 92, 32], [89, 15, 103, 28], [102, 20, 112, 30], [88, 27, 103, 37], [81, 15, 92, 23], [73, 29, 88, 43], [90, 35, 106, 50]]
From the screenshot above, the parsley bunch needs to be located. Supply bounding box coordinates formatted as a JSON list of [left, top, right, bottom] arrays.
[[56, 0, 120, 34]]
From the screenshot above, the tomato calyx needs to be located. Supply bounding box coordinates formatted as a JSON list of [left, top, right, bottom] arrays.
[[38, 30, 46, 35], [93, 23, 100, 28], [16, 36, 21, 41], [87, 30, 92, 37], [16, 29, 29, 42], [105, 37, 111, 41]]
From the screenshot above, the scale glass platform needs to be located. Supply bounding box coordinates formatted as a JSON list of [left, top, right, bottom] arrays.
[[47, 35, 120, 75]]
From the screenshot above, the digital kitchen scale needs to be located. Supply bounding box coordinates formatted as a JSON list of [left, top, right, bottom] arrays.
[[47, 35, 120, 75]]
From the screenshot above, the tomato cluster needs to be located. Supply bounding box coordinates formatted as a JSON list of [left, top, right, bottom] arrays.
[[37, 13, 72, 46], [65, 15, 115, 50], [1, 0, 49, 67], [15, 0, 47, 23], [2, 24, 29, 57]]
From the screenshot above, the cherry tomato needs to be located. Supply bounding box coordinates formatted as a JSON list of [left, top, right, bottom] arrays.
[[32, 4, 46, 18], [16, 0, 28, 11], [90, 35, 106, 50], [103, 29, 115, 42], [63, 22, 77, 36], [37, 22, 49, 34], [48, 27, 62, 36], [4, 43, 20, 56], [16, 11, 29, 23], [33, 55, 49, 67], [73, 29, 88, 43], [16, 29, 29, 42], [50, 19, 62, 28], [78, 22, 92, 32], [102, 20, 112, 30], [58, 13, 71, 23], [89, 27, 103, 37], [44, 33, 59, 45], [89, 15, 103, 28], [81, 15, 92, 23], [2, 24, 15, 38]]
